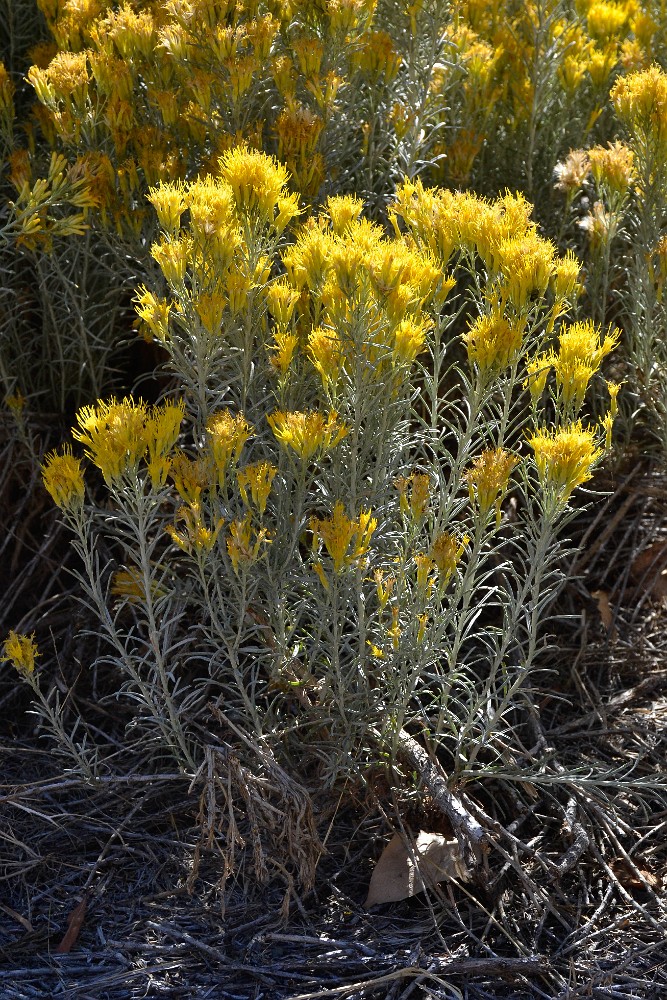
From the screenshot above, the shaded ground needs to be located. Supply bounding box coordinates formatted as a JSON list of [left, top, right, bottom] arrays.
[[1, 459, 666, 1000]]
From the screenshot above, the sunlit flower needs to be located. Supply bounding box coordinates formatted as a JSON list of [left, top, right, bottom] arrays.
[[265, 280, 300, 327], [392, 317, 430, 365], [463, 307, 524, 371], [42, 445, 86, 512], [267, 410, 347, 461], [528, 421, 603, 503], [270, 330, 300, 373], [325, 194, 364, 235], [147, 180, 186, 234], [167, 503, 224, 553], [307, 327, 344, 390], [72, 397, 149, 486], [588, 141, 634, 197], [135, 287, 171, 343], [553, 320, 619, 412], [218, 146, 291, 225], [145, 399, 185, 487]]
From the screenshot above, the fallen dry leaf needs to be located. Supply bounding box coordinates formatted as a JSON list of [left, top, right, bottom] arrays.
[[55, 896, 87, 954], [365, 831, 468, 907], [610, 858, 659, 892], [590, 589, 616, 637], [630, 541, 667, 602]]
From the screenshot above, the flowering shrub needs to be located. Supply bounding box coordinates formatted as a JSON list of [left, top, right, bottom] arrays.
[[28, 159, 616, 819], [2, 0, 664, 893]]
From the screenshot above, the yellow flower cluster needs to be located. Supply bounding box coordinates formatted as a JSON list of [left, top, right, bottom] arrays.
[[206, 411, 253, 489], [267, 410, 347, 462], [69, 397, 184, 487], [612, 65, 667, 153], [392, 180, 572, 312], [463, 307, 525, 372], [310, 500, 377, 582], [529, 320, 619, 413], [465, 448, 518, 525], [528, 421, 603, 503], [1, 631, 40, 676]]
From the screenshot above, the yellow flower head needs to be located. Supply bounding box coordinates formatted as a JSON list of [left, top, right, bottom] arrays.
[[226, 513, 272, 574], [607, 379, 622, 418], [587, 1, 631, 41], [528, 420, 603, 502], [463, 307, 525, 371], [237, 461, 278, 515], [145, 399, 185, 487], [466, 448, 518, 524], [195, 290, 227, 334], [588, 141, 634, 196], [147, 180, 186, 234], [430, 531, 468, 588], [135, 286, 171, 342], [282, 220, 334, 291], [392, 317, 430, 365], [42, 445, 86, 512], [308, 327, 344, 389], [267, 409, 347, 461], [1, 631, 39, 676], [611, 65, 667, 151], [310, 500, 377, 574], [497, 234, 556, 308], [524, 351, 555, 401], [206, 410, 253, 487], [186, 176, 236, 237], [265, 279, 300, 327], [551, 251, 582, 301], [218, 146, 291, 225], [270, 330, 300, 374], [72, 397, 149, 486], [167, 503, 224, 554], [325, 194, 364, 235], [554, 320, 619, 412], [151, 237, 191, 286]]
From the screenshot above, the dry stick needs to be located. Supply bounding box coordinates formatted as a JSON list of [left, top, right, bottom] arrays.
[[394, 729, 489, 866], [289, 957, 547, 1000], [548, 672, 667, 736]]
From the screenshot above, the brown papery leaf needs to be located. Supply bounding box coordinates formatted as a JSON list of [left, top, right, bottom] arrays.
[[610, 858, 659, 891], [630, 541, 667, 602], [591, 589, 616, 637], [55, 896, 87, 954], [365, 831, 469, 907]]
